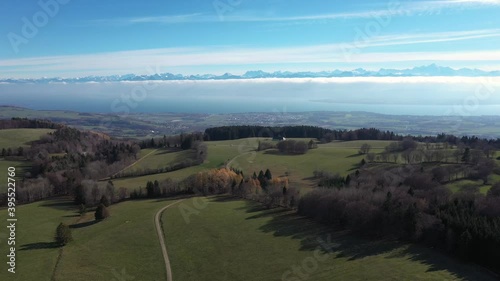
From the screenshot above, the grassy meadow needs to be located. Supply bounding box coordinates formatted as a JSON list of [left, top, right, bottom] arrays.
[[0, 128, 50, 192], [164, 196, 498, 281], [0, 197, 179, 281], [0, 128, 54, 149]]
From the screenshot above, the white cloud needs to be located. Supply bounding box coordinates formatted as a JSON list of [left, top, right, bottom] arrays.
[[1, 29, 499, 78], [90, 0, 500, 25]]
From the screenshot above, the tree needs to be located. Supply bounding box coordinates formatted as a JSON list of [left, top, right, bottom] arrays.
[[359, 143, 371, 154], [391, 153, 399, 163], [100, 195, 110, 207], [95, 204, 110, 220], [360, 158, 366, 166], [264, 169, 272, 180], [345, 175, 351, 186], [366, 153, 375, 163], [17, 146, 24, 156], [487, 182, 500, 197], [54, 223, 72, 246], [74, 184, 85, 205], [308, 139, 317, 149], [461, 147, 471, 163], [78, 204, 86, 216]]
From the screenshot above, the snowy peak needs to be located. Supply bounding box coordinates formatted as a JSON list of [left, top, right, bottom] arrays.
[[2, 65, 499, 83]]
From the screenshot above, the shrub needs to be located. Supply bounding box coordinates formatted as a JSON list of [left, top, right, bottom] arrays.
[[54, 223, 72, 246], [95, 204, 110, 220]]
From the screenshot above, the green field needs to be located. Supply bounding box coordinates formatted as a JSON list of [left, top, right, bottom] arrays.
[[111, 139, 256, 190], [447, 179, 494, 194], [164, 196, 497, 281], [0, 128, 51, 192], [118, 148, 192, 174], [0, 128, 54, 149], [0, 197, 179, 281], [227, 139, 384, 187], [0, 159, 30, 193]]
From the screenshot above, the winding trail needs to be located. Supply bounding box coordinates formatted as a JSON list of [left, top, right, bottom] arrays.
[[99, 149, 158, 181], [155, 199, 185, 281], [226, 151, 254, 169], [112, 149, 158, 177]]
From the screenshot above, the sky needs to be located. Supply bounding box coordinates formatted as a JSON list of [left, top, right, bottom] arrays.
[[1, 0, 500, 78]]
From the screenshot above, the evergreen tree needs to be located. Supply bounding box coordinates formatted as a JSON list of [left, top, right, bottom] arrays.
[[54, 223, 73, 246], [461, 147, 471, 163], [74, 185, 85, 205], [95, 204, 110, 220], [264, 169, 272, 180], [100, 195, 110, 207], [345, 175, 351, 186]]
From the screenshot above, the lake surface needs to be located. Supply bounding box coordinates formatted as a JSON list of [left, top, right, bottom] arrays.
[[1, 77, 499, 116]]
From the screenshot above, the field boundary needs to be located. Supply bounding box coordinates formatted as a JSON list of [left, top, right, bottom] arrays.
[[155, 199, 185, 281]]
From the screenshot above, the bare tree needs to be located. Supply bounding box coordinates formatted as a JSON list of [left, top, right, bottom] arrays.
[[359, 143, 372, 155]]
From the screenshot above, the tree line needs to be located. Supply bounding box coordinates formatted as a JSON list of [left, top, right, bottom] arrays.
[[0, 118, 63, 130], [130, 167, 298, 209], [204, 126, 500, 150]]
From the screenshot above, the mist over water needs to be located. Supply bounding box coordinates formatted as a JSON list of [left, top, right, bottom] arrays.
[[1, 77, 500, 116]]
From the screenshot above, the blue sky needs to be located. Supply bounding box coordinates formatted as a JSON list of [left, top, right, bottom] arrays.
[[1, 0, 500, 78]]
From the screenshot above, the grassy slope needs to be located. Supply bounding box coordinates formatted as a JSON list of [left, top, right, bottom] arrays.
[[118, 148, 192, 174], [0, 159, 31, 193], [0, 128, 51, 192], [0, 199, 74, 281], [111, 139, 253, 190], [0, 197, 178, 281], [229, 140, 390, 187], [164, 197, 497, 281], [0, 128, 54, 149]]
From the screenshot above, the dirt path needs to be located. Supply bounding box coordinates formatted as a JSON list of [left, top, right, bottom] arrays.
[[113, 149, 158, 177], [226, 151, 254, 169], [100, 149, 158, 181], [155, 200, 184, 281]]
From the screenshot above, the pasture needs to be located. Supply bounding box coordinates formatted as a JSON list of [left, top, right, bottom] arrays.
[[0, 197, 178, 281], [0, 128, 54, 149], [164, 196, 497, 281]]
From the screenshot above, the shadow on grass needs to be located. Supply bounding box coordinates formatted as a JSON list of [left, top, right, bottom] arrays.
[[63, 214, 80, 218], [346, 153, 363, 158], [237, 199, 498, 281], [154, 148, 182, 155], [40, 199, 77, 211], [69, 220, 99, 229], [211, 195, 241, 203], [263, 150, 303, 156], [20, 242, 59, 251]]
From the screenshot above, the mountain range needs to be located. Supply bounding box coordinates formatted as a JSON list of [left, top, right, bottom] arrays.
[[2, 64, 499, 83]]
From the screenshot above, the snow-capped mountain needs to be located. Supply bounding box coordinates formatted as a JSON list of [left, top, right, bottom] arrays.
[[2, 64, 499, 83]]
